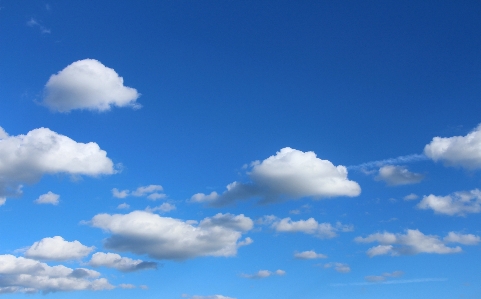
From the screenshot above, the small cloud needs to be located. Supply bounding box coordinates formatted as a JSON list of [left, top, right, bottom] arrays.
[[24, 236, 94, 261], [34, 191, 59, 205], [365, 271, 404, 282], [404, 193, 418, 201], [147, 193, 166, 200], [117, 203, 130, 209], [375, 165, 424, 186], [26, 18, 50, 34], [241, 269, 286, 279], [89, 252, 157, 272], [417, 189, 481, 216], [112, 188, 129, 198], [119, 284, 136, 289], [139, 285, 148, 290], [145, 202, 176, 213], [323, 262, 351, 273], [294, 250, 327, 259]]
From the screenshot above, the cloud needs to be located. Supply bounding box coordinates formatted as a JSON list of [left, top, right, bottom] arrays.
[[191, 147, 360, 206], [268, 217, 353, 239], [443, 232, 480, 245], [0, 127, 7, 139], [119, 284, 136, 289], [240, 269, 286, 279], [323, 262, 351, 273], [417, 189, 481, 216], [375, 165, 424, 186], [89, 252, 157, 272], [424, 124, 481, 169], [89, 211, 253, 260], [0, 254, 113, 294], [403, 193, 418, 201], [112, 188, 129, 199], [348, 154, 428, 171], [294, 250, 327, 259], [117, 203, 130, 209], [132, 185, 163, 196], [42, 59, 140, 112], [145, 203, 176, 213], [112, 185, 166, 200], [190, 296, 236, 299], [26, 18, 50, 34], [0, 127, 114, 198], [24, 236, 94, 261], [34, 191, 59, 205], [354, 229, 480, 257], [365, 271, 404, 282]]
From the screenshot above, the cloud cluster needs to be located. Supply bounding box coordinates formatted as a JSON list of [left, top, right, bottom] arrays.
[[0, 127, 114, 198], [263, 216, 353, 239], [24, 236, 94, 261], [424, 124, 481, 169], [323, 262, 351, 273], [191, 147, 360, 206], [90, 211, 253, 260], [34, 191, 60, 205], [240, 269, 285, 279], [42, 59, 140, 112], [294, 250, 327, 259], [0, 255, 113, 294], [112, 185, 165, 200], [355, 229, 479, 257], [89, 252, 157, 272], [417, 189, 481, 216], [365, 271, 404, 282], [375, 165, 424, 186]]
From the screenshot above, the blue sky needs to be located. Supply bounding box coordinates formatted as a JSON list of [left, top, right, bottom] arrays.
[[0, 0, 480, 298]]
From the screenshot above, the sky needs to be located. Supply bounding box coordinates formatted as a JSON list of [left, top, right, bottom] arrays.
[[0, 0, 481, 298]]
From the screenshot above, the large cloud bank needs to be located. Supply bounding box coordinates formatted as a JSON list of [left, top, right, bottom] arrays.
[[424, 124, 481, 169], [90, 211, 253, 260], [42, 59, 140, 112], [0, 255, 113, 294], [191, 147, 360, 206], [0, 127, 114, 198], [355, 229, 479, 257]]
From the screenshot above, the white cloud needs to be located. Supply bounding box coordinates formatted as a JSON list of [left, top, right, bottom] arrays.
[[354, 229, 479, 257], [348, 154, 428, 171], [112, 188, 129, 198], [191, 148, 360, 206], [269, 217, 352, 239], [146, 203, 176, 213], [34, 191, 59, 205], [403, 193, 418, 201], [0, 127, 114, 198], [241, 269, 286, 279], [132, 185, 163, 197], [365, 271, 403, 282], [112, 185, 166, 200], [417, 189, 481, 216], [42, 59, 140, 112], [26, 18, 50, 34], [443, 232, 481, 245], [89, 252, 157, 272], [424, 124, 481, 169], [190, 295, 236, 299], [294, 250, 327, 259], [24, 236, 94, 261], [90, 211, 253, 260], [375, 165, 424, 186], [147, 193, 166, 200], [323, 262, 351, 273], [0, 197, 6, 206], [0, 127, 8, 139], [119, 284, 136, 289], [0, 254, 113, 294], [117, 203, 130, 209]]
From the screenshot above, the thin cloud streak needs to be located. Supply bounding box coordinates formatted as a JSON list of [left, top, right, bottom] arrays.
[[331, 278, 447, 287], [347, 154, 428, 171]]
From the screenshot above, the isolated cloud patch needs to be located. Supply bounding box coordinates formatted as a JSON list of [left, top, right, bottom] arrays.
[[294, 250, 327, 259], [365, 271, 404, 282], [417, 189, 481, 216], [112, 185, 166, 200], [375, 165, 424, 186], [263, 216, 353, 239], [323, 262, 351, 273], [90, 211, 253, 260], [354, 229, 479, 257], [24, 236, 94, 261], [191, 147, 360, 206], [0, 127, 114, 198], [240, 269, 285, 279], [89, 252, 157, 272], [34, 191, 60, 205], [424, 124, 481, 169], [190, 295, 236, 299], [43, 59, 140, 112], [0, 254, 113, 294]]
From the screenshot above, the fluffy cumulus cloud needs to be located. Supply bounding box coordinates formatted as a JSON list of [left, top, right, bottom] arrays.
[[24, 236, 94, 261], [34, 191, 60, 205], [417, 189, 481, 216], [89, 252, 157, 272], [403, 193, 419, 201], [112, 185, 166, 200], [0, 127, 114, 198], [0, 254, 113, 294], [89, 211, 253, 260], [264, 216, 353, 239], [424, 124, 481, 169], [294, 250, 327, 259], [240, 269, 286, 279], [354, 229, 479, 257], [375, 165, 424, 186], [365, 271, 404, 282], [191, 147, 360, 206], [323, 262, 351, 273], [42, 59, 140, 112]]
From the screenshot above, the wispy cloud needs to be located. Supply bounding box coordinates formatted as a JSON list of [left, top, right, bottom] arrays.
[[331, 278, 447, 287], [26, 18, 51, 34], [348, 154, 428, 171]]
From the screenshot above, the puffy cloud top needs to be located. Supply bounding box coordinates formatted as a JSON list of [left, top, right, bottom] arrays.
[[24, 236, 94, 261], [90, 211, 253, 260], [43, 59, 140, 112], [417, 189, 481, 216], [424, 124, 481, 169], [0, 127, 114, 197], [89, 252, 157, 272]]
